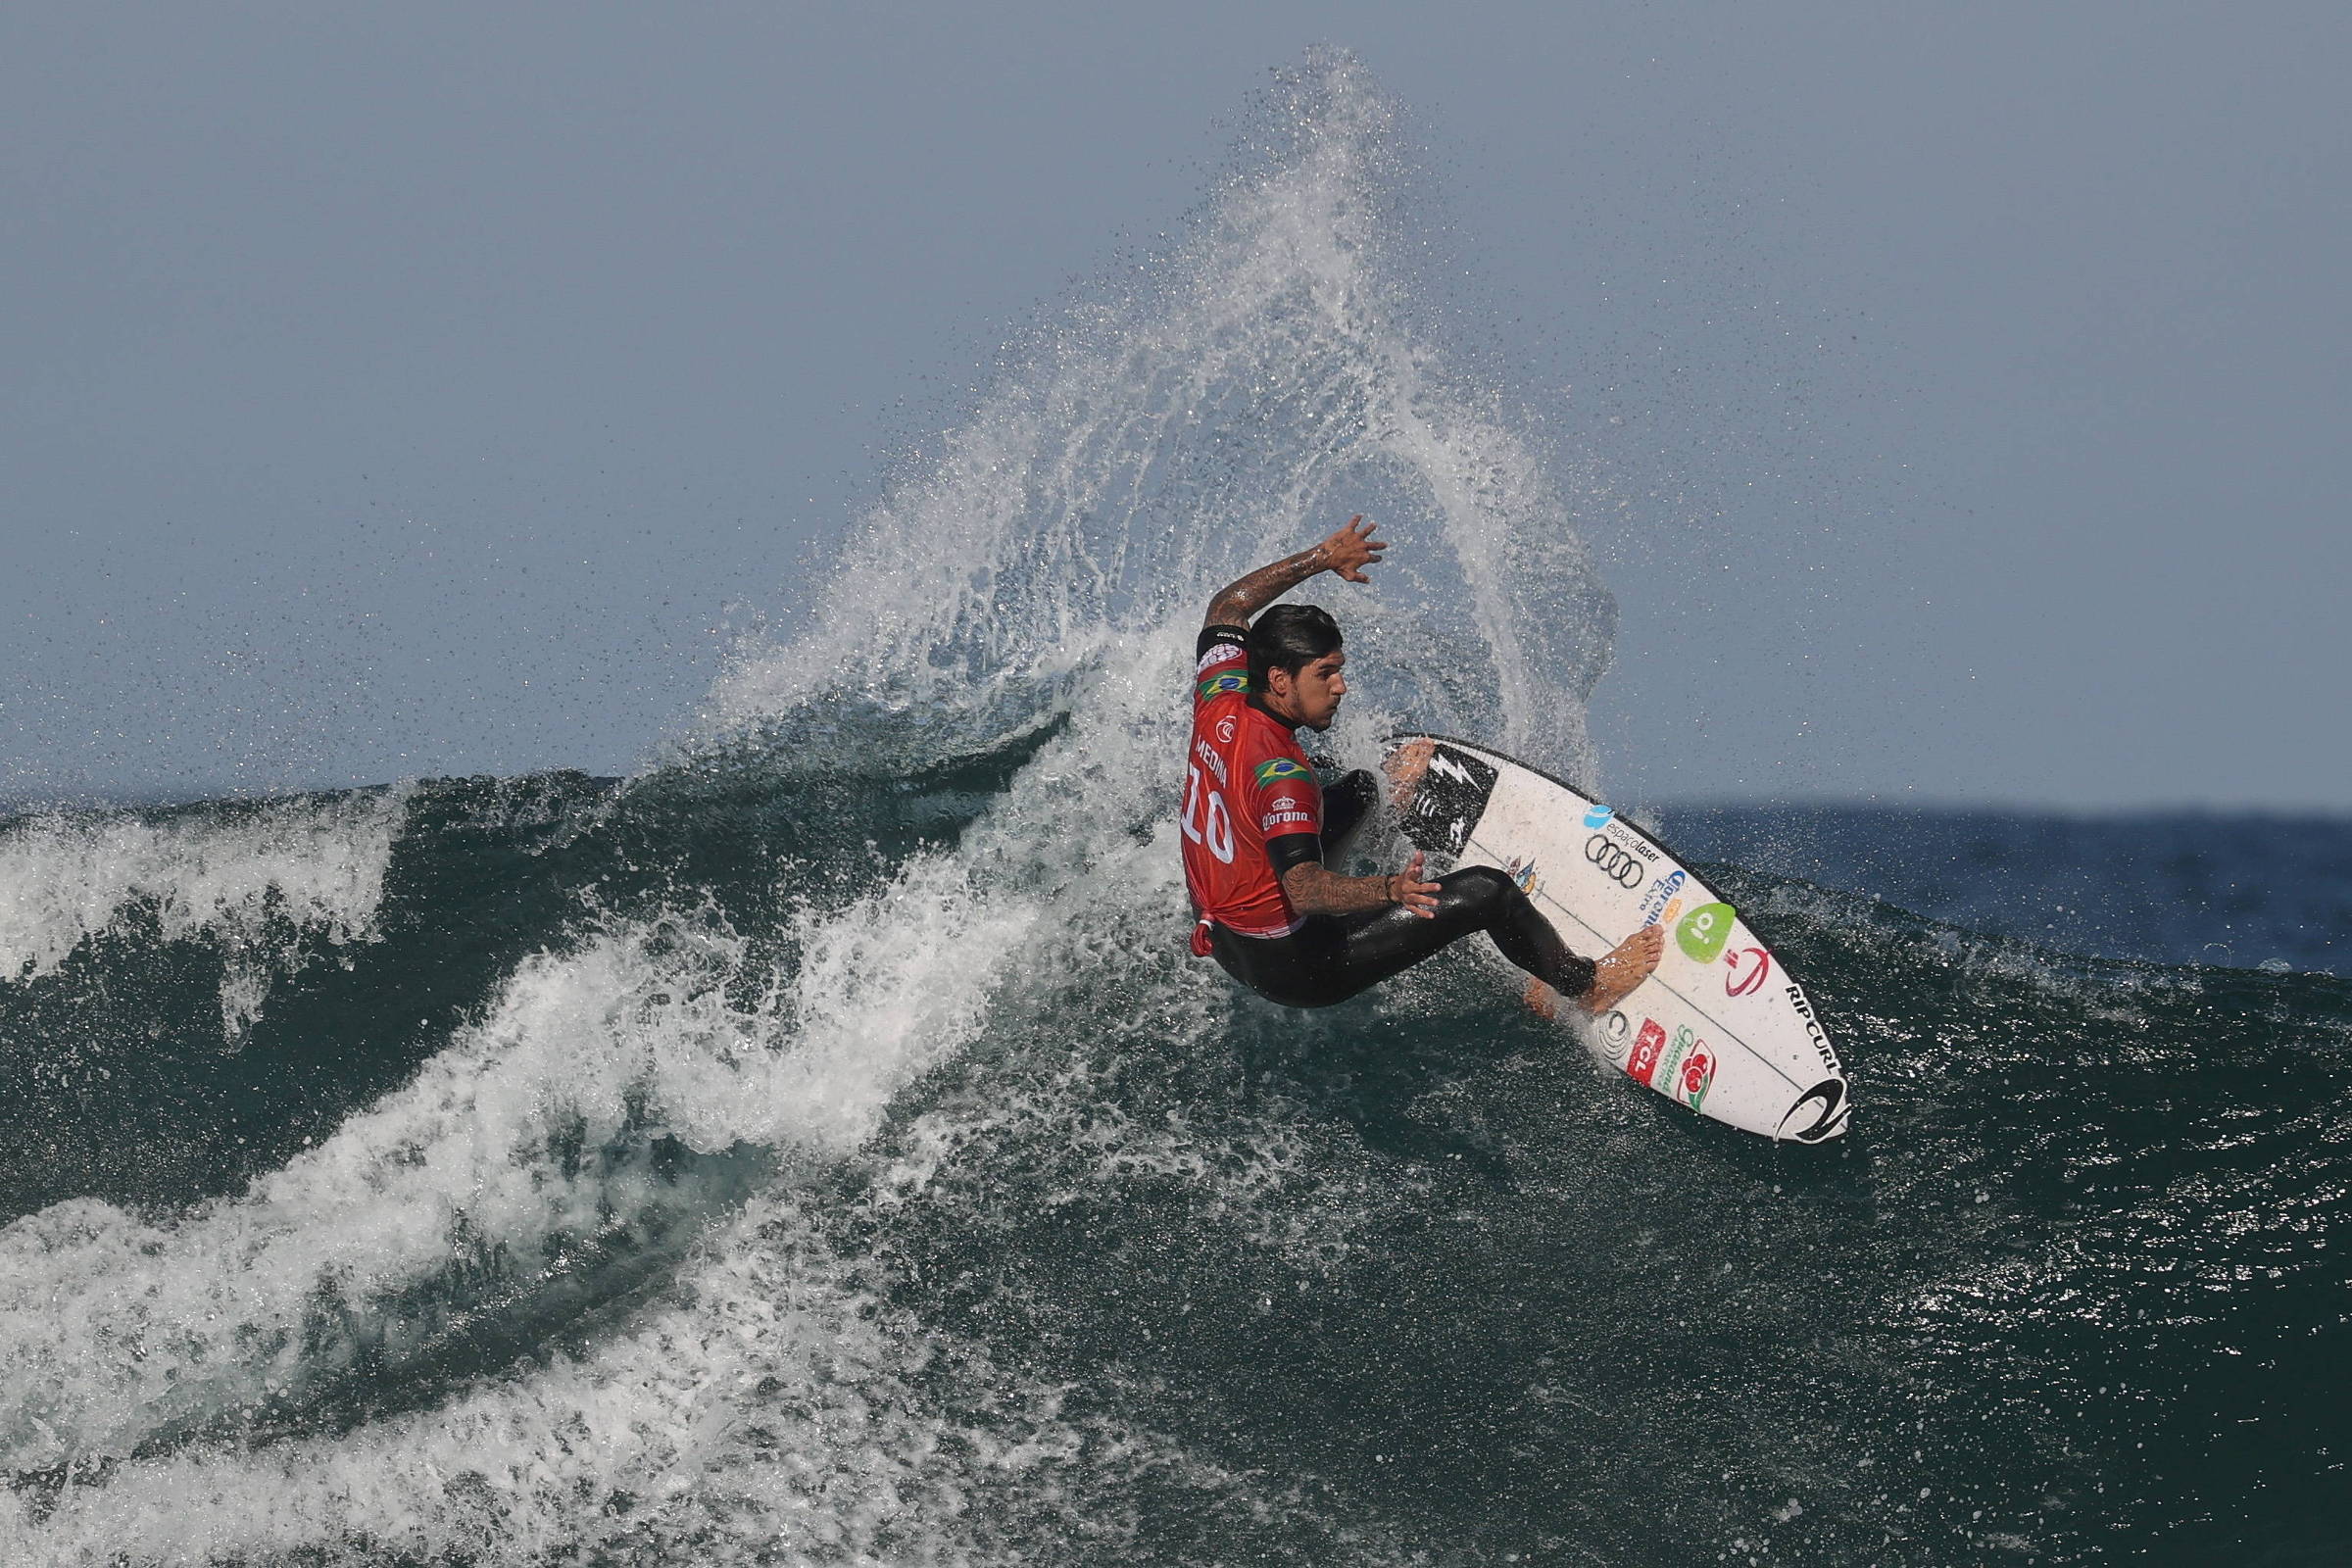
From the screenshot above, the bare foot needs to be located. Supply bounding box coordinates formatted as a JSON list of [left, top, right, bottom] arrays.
[[1582, 925, 1665, 1014]]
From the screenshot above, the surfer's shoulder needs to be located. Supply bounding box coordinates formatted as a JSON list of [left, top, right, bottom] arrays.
[[1197, 622, 1248, 657], [1194, 624, 1250, 694]]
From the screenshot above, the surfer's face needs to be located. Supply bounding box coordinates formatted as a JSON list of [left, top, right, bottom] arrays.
[[1271, 650, 1348, 731]]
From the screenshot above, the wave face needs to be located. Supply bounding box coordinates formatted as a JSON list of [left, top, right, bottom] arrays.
[[4, 54, 2347, 1568]]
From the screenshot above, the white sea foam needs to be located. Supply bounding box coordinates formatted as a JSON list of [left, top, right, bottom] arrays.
[[0, 787, 409, 1041], [0, 832, 1040, 1474], [5, 1192, 1389, 1567], [0, 703, 1391, 1558]]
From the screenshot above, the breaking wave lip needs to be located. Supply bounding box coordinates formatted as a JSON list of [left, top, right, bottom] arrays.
[[0, 787, 411, 1042]]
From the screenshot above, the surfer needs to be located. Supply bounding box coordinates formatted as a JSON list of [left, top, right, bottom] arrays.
[[1181, 515, 1663, 1013]]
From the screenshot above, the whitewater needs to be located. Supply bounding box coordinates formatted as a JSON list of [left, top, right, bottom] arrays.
[[4, 56, 2347, 1566]]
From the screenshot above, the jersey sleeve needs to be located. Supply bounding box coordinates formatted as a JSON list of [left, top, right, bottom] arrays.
[[1247, 750, 1322, 852], [1264, 830, 1322, 877], [1192, 624, 1249, 709]]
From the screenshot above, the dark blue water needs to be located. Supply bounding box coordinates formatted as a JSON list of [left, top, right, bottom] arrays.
[[1663, 804, 2352, 975]]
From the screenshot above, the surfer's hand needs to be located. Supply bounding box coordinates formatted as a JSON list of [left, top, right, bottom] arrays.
[[1315, 515, 1386, 583], [1389, 852, 1440, 918], [1383, 737, 1434, 810], [1583, 925, 1665, 1014]]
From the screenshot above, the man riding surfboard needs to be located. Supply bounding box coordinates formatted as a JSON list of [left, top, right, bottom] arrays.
[[1181, 515, 1662, 1012]]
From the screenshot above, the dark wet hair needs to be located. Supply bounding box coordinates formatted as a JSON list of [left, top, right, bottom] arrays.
[[1248, 603, 1343, 693]]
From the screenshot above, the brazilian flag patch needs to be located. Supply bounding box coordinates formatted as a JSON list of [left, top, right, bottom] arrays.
[[1197, 671, 1249, 699], [1253, 757, 1310, 786]]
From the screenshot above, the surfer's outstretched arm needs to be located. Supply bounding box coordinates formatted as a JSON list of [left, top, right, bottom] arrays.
[[1203, 515, 1385, 627]]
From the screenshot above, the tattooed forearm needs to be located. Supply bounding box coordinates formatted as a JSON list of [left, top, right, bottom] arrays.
[[1203, 546, 1330, 629], [1280, 860, 1401, 916], [1202, 516, 1384, 629]]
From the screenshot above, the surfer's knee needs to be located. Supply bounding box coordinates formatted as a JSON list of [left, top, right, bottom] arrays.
[[1319, 768, 1378, 858], [1440, 863, 1517, 914], [1327, 767, 1376, 813]]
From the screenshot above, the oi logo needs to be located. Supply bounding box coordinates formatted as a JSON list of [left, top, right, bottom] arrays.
[[1675, 903, 1738, 963]]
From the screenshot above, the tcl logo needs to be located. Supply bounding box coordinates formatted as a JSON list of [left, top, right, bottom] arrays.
[[1626, 1018, 1668, 1086]]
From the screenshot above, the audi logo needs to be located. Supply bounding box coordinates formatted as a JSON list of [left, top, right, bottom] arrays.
[[1584, 834, 1644, 888]]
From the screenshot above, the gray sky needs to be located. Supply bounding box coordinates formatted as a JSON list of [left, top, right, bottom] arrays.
[[6, 3, 2346, 810]]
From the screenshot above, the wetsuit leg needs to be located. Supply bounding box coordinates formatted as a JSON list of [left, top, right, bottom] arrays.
[[1318, 769, 1377, 862], [1209, 864, 1597, 1009]]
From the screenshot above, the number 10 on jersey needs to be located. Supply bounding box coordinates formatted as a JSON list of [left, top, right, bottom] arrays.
[[1181, 766, 1235, 863]]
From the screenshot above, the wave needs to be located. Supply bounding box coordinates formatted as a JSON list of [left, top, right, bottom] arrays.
[[5, 51, 2349, 1568], [7, 757, 2350, 1562], [0, 788, 409, 1042], [6, 1190, 1405, 1566]]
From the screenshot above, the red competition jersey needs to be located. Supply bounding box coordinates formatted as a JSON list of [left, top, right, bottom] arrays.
[[1181, 626, 1322, 938]]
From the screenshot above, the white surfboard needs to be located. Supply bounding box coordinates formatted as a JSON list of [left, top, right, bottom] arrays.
[[1385, 735, 1850, 1143]]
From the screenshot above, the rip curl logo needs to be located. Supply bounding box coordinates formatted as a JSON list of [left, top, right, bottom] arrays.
[[1786, 983, 1843, 1075], [1253, 757, 1310, 786], [1777, 1078, 1847, 1143], [1214, 714, 1236, 744], [1198, 671, 1248, 699]]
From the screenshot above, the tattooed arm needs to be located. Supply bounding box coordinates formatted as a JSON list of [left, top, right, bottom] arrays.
[[1281, 852, 1441, 918], [1202, 515, 1387, 627]]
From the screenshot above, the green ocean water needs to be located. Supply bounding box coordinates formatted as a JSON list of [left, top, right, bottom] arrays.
[[3, 754, 2346, 1565]]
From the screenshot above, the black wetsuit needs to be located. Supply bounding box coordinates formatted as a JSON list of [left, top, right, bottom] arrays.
[[1205, 765, 1598, 1009]]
